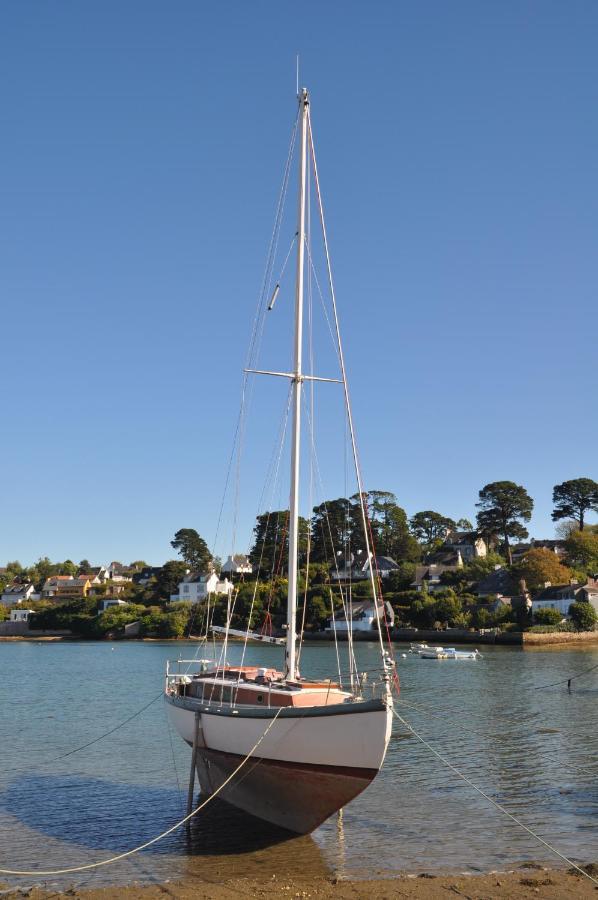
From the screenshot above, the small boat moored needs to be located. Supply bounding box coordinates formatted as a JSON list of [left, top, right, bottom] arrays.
[[418, 646, 482, 660]]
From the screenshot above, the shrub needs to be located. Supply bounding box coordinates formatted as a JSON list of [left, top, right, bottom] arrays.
[[533, 607, 564, 626], [569, 601, 598, 631]]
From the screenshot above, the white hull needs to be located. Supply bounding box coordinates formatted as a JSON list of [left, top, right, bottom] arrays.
[[166, 696, 392, 770], [165, 694, 393, 832]]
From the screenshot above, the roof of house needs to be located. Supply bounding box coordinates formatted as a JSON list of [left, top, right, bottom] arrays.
[[445, 531, 479, 546], [333, 600, 391, 621], [56, 577, 90, 588], [425, 549, 462, 566], [42, 576, 73, 588], [475, 568, 517, 596], [1, 583, 34, 594], [364, 555, 399, 571], [533, 583, 582, 602], [413, 563, 461, 584], [183, 572, 222, 584], [132, 567, 162, 582]]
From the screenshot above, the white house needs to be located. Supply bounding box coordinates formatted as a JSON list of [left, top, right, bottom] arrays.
[[221, 555, 253, 577], [443, 531, 487, 561], [97, 598, 128, 614], [1, 583, 38, 606], [9, 608, 34, 623], [171, 572, 233, 603], [532, 579, 598, 618], [326, 600, 395, 633]]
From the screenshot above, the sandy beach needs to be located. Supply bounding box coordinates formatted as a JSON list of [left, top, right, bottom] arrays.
[[7, 866, 598, 899]]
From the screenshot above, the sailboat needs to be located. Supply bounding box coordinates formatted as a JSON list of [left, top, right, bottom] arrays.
[[165, 88, 394, 835]]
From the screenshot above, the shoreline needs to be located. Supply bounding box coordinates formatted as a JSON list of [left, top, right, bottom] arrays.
[[2, 630, 598, 647], [9, 866, 598, 899]]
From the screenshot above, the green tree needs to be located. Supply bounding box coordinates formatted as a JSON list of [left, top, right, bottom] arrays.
[[564, 530, 598, 573], [476, 481, 534, 565], [58, 559, 78, 576], [154, 561, 189, 601], [385, 562, 417, 592], [249, 510, 309, 576], [465, 553, 507, 581], [170, 529, 212, 571], [533, 607, 563, 625], [29, 557, 58, 591], [456, 518, 473, 531], [568, 601, 597, 631], [552, 478, 598, 532], [79, 559, 92, 571], [514, 547, 572, 592], [409, 510, 456, 546], [310, 498, 351, 565], [351, 491, 420, 562], [433, 589, 464, 626]]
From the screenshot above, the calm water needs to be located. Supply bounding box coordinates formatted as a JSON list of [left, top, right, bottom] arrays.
[[0, 639, 596, 889]]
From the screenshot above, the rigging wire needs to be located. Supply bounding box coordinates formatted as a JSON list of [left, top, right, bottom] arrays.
[[300, 391, 359, 685], [239, 385, 294, 675], [212, 107, 298, 565], [307, 111, 388, 669], [392, 708, 598, 888]]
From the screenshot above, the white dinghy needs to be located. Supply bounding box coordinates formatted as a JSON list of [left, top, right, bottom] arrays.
[[418, 646, 482, 660]]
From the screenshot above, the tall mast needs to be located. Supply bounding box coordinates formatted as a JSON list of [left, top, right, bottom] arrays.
[[286, 87, 309, 680]]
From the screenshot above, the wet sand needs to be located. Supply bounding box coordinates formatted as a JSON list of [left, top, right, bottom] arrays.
[[7, 867, 598, 899]]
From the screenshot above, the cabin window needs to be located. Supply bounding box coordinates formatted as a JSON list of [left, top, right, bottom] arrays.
[[256, 694, 264, 704]]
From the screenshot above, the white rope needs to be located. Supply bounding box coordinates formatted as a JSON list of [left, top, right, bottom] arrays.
[[392, 708, 598, 887], [396, 695, 598, 780], [0, 707, 283, 877]]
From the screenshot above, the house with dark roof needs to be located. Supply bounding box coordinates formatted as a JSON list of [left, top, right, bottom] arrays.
[[360, 555, 400, 579], [443, 530, 487, 561], [132, 566, 163, 586], [221, 554, 253, 576], [171, 572, 233, 603], [1, 583, 38, 606], [41, 575, 74, 599], [532, 578, 598, 617], [330, 553, 400, 582], [325, 600, 395, 633], [412, 563, 462, 592], [474, 567, 518, 598]]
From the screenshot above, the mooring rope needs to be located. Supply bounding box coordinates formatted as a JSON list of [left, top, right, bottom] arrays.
[[4, 691, 164, 775], [395, 696, 598, 779], [0, 706, 283, 876], [392, 708, 598, 887], [533, 661, 598, 691]]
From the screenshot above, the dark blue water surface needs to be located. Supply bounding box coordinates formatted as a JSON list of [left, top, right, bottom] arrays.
[[0, 639, 596, 889]]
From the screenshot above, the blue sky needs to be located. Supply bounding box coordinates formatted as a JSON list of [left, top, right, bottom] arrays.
[[1, 2, 597, 567]]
